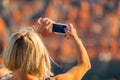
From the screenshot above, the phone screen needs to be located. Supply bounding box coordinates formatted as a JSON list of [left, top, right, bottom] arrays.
[[52, 23, 67, 34]]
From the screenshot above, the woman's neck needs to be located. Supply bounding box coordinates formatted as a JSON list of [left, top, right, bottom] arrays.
[[11, 70, 41, 80]]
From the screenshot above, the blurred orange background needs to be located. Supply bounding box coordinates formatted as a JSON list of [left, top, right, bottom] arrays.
[[0, 0, 120, 80]]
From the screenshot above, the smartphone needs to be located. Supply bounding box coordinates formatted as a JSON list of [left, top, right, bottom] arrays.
[[52, 23, 70, 34]]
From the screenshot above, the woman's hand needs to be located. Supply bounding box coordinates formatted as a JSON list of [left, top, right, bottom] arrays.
[[51, 24, 91, 80], [33, 17, 55, 37], [64, 24, 78, 40]]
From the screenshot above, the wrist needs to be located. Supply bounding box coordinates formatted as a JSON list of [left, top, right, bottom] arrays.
[[74, 36, 82, 44], [73, 35, 79, 40]]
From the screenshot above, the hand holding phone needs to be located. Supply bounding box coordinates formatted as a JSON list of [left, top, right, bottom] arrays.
[[52, 23, 71, 34]]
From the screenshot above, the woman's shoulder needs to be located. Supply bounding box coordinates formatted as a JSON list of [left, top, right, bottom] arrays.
[[0, 65, 10, 77], [0, 73, 13, 80]]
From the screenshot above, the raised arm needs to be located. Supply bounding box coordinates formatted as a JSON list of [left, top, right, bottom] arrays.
[[33, 18, 91, 80], [52, 24, 91, 80]]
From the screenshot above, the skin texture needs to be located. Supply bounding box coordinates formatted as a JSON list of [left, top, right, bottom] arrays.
[[2, 18, 91, 80], [0, 66, 10, 77], [35, 18, 91, 80]]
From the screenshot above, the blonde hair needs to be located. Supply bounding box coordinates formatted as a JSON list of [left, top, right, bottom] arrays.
[[3, 27, 52, 78]]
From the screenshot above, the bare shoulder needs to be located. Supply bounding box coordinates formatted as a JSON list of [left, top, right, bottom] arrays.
[[51, 64, 90, 80], [0, 67, 10, 77], [51, 73, 74, 80]]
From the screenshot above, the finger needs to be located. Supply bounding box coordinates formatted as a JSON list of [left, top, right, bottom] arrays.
[[43, 18, 53, 26], [64, 27, 67, 33], [69, 24, 73, 29], [64, 34, 67, 37], [64, 28, 71, 36], [44, 18, 55, 24], [45, 20, 50, 25], [64, 33, 70, 39], [44, 19, 55, 29], [49, 32, 56, 37], [67, 37, 69, 40], [37, 17, 43, 24], [67, 30, 71, 34], [69, 24, 74, 31], [64, 34, 69, 39], [33, 21, 39, 28]]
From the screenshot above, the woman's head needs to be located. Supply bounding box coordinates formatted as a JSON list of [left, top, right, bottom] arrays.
[[3, 27, 52, 78]]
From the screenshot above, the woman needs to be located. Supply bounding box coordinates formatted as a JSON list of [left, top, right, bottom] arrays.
[[1, 18, 91, 80]]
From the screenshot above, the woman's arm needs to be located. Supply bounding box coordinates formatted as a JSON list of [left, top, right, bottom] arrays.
[[33, 18, 91, 80], [52, 24, 91, 80]]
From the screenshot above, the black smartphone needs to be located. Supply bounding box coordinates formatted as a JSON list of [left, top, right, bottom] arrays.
[[52, 23, 70, 34]]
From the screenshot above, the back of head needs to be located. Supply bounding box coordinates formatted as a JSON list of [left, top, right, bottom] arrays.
[[3, 27, 52, 78]]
